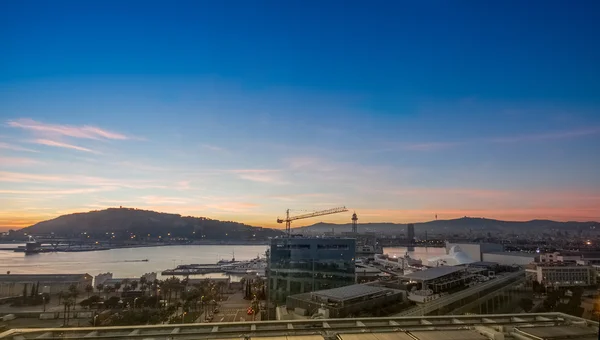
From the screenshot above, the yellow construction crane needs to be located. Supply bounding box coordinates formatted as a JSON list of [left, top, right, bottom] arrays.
[[277, 206, 348, 237]]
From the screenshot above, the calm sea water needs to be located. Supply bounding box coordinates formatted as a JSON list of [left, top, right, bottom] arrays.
[[0, 245, 446, 280]]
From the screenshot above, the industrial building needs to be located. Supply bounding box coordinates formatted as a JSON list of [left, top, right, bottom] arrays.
[[482, 251, 537, 266], [0, 274, 92, 297], [445, 242, 503, 262], [268, 237, 356, 305], [1, 313, 597, 340], [284, 284, 406, 319]]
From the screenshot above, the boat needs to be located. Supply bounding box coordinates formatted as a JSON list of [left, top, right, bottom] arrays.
[[217, 251, 237, 265]]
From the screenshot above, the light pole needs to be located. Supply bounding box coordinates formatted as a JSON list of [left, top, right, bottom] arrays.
[[200, 296, 205, 321], [133, 297, 140, 310], [93, 314, 99, 327]]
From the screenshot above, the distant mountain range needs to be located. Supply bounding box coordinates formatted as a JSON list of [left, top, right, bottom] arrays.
[[294, 217, 599, 235], [13, 209, 598, 240], [17, 208, 283, 240]]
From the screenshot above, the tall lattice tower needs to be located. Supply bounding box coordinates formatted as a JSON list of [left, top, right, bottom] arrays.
[[351, 212, 358, 233]]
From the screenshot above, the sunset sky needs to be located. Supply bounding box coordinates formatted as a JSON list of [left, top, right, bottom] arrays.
[[1, 1, 599, 230]]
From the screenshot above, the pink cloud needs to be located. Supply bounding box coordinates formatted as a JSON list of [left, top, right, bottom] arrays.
[[7, 118, 130, 140], [33, 139, 97, 153]]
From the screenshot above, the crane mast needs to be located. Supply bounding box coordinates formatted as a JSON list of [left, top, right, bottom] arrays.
[[277, 206, 348, 237]]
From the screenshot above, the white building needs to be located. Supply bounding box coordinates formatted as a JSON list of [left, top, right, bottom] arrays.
[[427, 246, 475, 266], [539, 252, 580, 264], [94, 272, 113, 286], [527, 264, 597, 287], [445, 242, 503, 262], [482, 252, 537, 266]]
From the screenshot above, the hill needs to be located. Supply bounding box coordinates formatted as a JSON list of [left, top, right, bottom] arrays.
[[294, 217, 599, 235], [18, 208, 283, 240]]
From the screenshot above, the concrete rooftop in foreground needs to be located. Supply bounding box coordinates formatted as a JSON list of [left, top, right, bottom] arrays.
[[0, 312, 598, 340]]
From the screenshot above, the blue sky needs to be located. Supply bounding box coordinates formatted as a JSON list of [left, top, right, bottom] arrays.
[[1, 0, 599, 229]]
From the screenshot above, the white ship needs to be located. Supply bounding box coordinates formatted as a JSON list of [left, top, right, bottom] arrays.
[[221, 257, 266, 274]]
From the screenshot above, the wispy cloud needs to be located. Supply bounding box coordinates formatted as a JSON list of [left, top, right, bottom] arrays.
[[402, 142, 463, 151], [229, 169, 288, 184], [205, 202, 259, 213], [0, 157, 42, 166], [141, 196, 190, 205], [201, 144, 227, 152], [382, 127, 600, 153], [488, 127, 600, 143], [7, 118, 131, 140], [0, 171, 168, 190], [33, 139, 97, 153], [0, 142, 39, 153], [0, 187, 116, 195]]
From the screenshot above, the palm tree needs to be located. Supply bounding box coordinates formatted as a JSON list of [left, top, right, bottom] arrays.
[[85, 284, 93, 298], [57, 291, 64, 305], [131, 281, 138, 291], [114, 282, 122, 292], [68, 284, 79, 309], [96, 284, 104, 294]]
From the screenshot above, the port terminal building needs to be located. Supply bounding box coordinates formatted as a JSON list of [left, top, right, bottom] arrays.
[[0, 274, 92, 297]]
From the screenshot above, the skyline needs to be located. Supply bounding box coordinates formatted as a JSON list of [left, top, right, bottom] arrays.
[[1, 1, 599, 230]]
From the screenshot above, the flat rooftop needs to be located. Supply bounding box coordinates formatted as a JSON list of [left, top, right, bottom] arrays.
[[401, 266, 465, 281], [485, 251, 538, 258], [0, 274, 90, 283], [1, 313, 596, 339], [312, 284, 390, 301]]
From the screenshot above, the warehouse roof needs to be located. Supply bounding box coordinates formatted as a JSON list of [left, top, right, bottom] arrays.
[[401, 266, 465, 281], [0, 274, 91, 283], [485, 251, 537, 258], [312, 284, 390, 301]]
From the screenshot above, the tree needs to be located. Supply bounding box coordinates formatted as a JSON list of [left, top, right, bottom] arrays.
[[131, 281, 138, 291], [96, 284, 104, 293], [114, 282, 122, 292], [30, 283, 36, 297], [79, 299, 91, 309], [85, 284, 93, 298], [519, 298, 534, 312], [57, 291, 64, 305], [68, 284, 79, 303]]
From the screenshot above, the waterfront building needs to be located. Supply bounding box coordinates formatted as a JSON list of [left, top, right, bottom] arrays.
[[445, 241, 503, 262], [267, 237, 356, 305], [0, 274, 92, 297]]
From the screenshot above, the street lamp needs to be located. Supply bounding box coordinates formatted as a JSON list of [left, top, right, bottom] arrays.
[[133, 297, 140, 310]]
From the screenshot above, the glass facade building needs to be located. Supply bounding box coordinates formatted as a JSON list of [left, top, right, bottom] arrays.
[[268, 237, 356, 304]]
